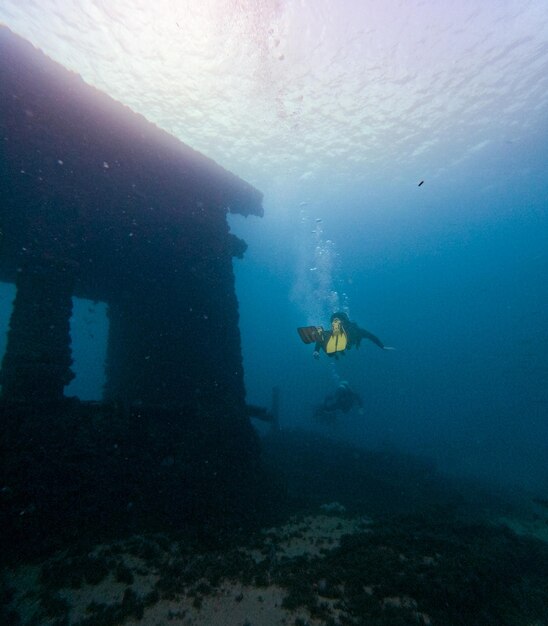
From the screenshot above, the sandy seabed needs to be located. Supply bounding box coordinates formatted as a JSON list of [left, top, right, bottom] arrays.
[[6, 512, 371, 626], [4, 503, 548, 625]]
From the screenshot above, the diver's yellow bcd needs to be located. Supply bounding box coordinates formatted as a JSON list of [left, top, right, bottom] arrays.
[[326, 329, 347, 354]]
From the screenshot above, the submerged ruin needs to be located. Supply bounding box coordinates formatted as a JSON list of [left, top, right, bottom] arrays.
[[0, 26, 266, 556]]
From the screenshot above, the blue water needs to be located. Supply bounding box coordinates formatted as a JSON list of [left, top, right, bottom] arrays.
[[0, 0, 547, 496], [233, 131, 548, 492]]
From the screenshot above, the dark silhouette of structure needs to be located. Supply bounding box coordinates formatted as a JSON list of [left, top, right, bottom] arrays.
[[0, 26, 266, 557]]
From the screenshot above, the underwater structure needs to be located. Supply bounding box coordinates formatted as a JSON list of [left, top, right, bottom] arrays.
[[0, 26, 264, 555]]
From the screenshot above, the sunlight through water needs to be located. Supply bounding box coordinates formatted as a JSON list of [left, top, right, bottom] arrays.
[[1, 0, 547, 198]]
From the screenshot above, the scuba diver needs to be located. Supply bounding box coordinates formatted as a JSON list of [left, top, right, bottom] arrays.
[[313, 380, 363, 424], [298, 311, 393, 359]]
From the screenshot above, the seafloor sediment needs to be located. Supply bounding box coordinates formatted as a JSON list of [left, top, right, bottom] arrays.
[[3, 508, 548, 626], [2, 431, 548, 626]]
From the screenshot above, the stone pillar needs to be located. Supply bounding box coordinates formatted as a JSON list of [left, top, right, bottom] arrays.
[[0, 260, 75, 403], [103, 286, 198, 408], [103, 257, 246, 412], [102, 213, 249, 417]]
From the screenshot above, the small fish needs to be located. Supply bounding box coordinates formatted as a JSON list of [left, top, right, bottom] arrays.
[[315, 218, 322, 223], [418, 180, 424, 187]]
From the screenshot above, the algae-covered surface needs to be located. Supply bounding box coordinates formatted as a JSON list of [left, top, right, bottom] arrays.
[[3, 508, 548, 626], [3, 432, 548, 626]]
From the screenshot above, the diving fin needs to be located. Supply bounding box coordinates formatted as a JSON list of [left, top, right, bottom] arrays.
[[297, 326, 324, 344]]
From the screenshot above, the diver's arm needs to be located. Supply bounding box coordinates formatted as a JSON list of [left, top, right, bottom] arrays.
[[359, 328, 386, 349], [358, 328, 395, 350], [313, 339, 323, 359]]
